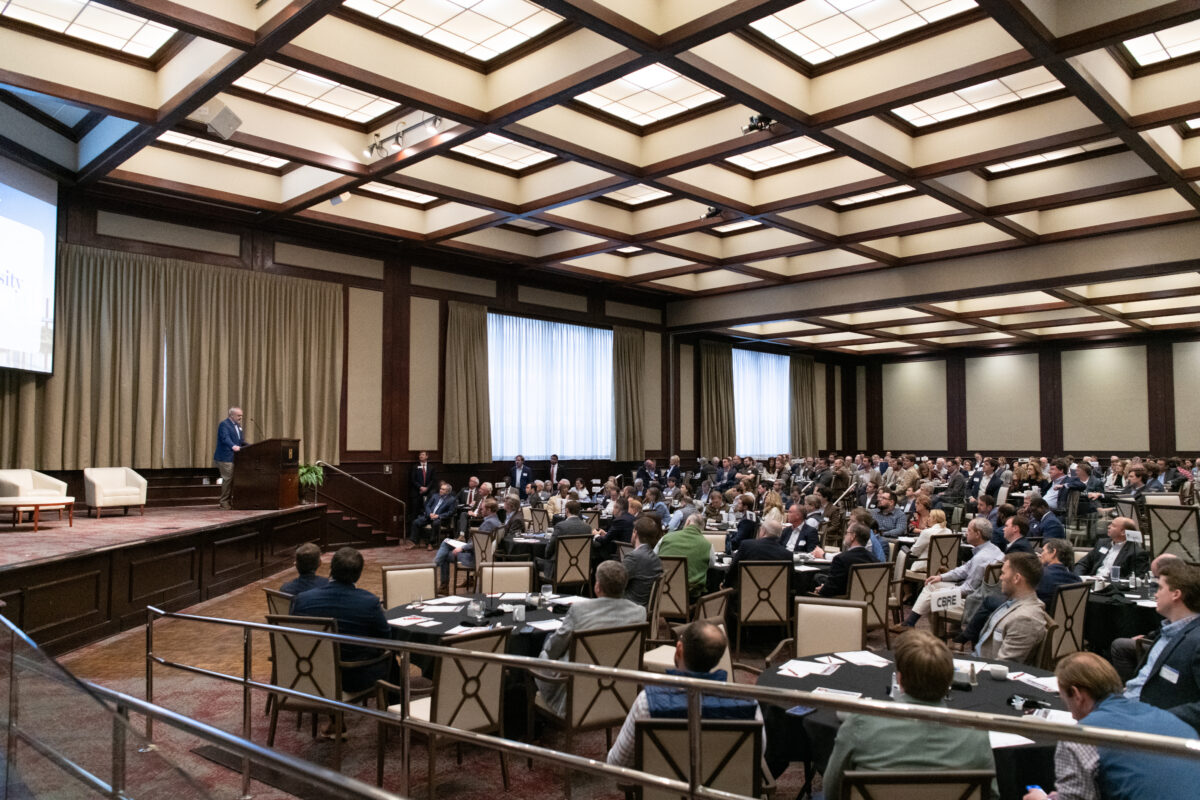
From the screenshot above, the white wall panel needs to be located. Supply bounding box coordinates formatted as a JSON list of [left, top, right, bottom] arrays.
[[1062, 346, 1148, 452], [882, 361, 947, 450], [1175, 342, 1200, 451], [965, 354, 1040, 451], [346, 288, 382, 451]]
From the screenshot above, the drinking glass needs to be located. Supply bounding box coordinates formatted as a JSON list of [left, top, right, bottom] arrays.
[[541, 583, 553, 602], [1110, 566, 1121, 583]]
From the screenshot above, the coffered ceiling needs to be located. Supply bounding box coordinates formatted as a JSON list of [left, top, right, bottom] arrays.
[[1, 1, 1200, 354]]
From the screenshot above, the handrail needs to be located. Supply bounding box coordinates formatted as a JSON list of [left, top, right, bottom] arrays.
[[316, 461, 406, 511], [144, 606, 1200, 766], [84, 684, 397, 800]]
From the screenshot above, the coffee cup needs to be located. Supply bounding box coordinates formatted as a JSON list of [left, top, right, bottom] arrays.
[[989, 665, 1008, 681]]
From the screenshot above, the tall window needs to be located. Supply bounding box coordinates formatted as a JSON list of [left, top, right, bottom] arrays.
[[732, 348, 789, 457], [487, 313, 614, 459]]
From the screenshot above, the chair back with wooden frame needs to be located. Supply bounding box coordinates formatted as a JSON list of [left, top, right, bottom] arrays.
[[376, 627, 512, 795], [841, 769, 995, 800], [928, 532, 962, 575], [529, 507, 550, 533], [381, 564, 438, 608], [552, 534, 592, 593], [1146, 505, 1200, 564], [264, 588, 294, 616], [792, 597, 866, 659], [477, 562, 535, 594], [1042, 582, 1089, 668], [703, 533, 726, 555], [846, 562, 893, 648], [582, 508, 601, 530], [692, 587, 733, 623], [657, 556, 690, 622], [264, 615, 354, 770], [996, 486, 1009, 507], [635, 719, 762, 800], [733, 561, 790, 659], [616, 541, 636, 562]]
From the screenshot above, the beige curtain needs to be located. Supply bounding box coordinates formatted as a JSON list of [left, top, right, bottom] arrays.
[[790, 354, 817, 456], [442, 301, 491, 463], [699, 341, 735, 456], [613, 326, 645, 461], [0, 244, 342, 468]]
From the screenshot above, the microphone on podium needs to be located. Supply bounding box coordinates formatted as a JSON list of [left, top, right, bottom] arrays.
[[246, 417, 265, 440]]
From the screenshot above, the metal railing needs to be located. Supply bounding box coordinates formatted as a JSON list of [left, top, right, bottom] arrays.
[[144, 605, 1200, 800], [315, 461, 406, 540], [0, 612, 392, 800]]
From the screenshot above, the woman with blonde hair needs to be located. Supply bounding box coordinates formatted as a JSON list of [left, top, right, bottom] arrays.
[[761, 490, 785, 523], [907, 507, 948, 573]]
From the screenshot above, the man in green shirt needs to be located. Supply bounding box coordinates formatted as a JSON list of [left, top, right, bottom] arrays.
[[656, 512, 715, 598], [821, 629, 996, 799]]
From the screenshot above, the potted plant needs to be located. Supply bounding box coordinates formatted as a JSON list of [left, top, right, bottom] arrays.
[[298, 463, 325, 504]]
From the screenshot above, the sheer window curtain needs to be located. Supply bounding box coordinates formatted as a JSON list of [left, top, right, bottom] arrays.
[[487, 313, 614, 459], [732, 348, 790, 457]]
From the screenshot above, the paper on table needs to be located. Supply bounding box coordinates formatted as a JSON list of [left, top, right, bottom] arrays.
[[988, 731, 1035, 748], [421, 596, 468, 606], [834, 651, 891, 667], [527, 619, 563, 631], [498, 592, 529, 601], [779, 660, 840, 679], [419, 606, 465, 614], [388, 615, 433, 627], [416, 620, 442, 628], [812, 655, 843, 665], [445, 625, 474, 635], [812, 686, 861, 698], [1032, 708, 1077, 725], [1137, 599, 1158, 608], [1012, 673, 1058, 693], [795, 565, 822, 573]]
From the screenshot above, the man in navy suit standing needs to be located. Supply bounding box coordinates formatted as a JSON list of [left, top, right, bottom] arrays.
[[508, 455, 532, 498], [213, 406, 246, 510]]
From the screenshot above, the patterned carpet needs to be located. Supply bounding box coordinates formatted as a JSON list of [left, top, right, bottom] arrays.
[[50, 545, 816, 800], [0, 504, 294, 569]]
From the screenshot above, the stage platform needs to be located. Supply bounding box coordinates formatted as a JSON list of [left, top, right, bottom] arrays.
[[0, 503, 329, 655]]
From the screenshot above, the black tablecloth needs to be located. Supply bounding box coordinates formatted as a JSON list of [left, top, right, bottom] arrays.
[[707, 556, 831, 596], [503, 534, 550, 560], [386, 600, 564, 674], [756, 651, 1063, 800], [1085, 583, 1161, 657]]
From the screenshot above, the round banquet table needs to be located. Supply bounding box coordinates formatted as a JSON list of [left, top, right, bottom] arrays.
[[756, 651, 1064, 800], [706, 554, 831, 595], [502, 533, 550, 560], [1084, 581, 1161, 657]]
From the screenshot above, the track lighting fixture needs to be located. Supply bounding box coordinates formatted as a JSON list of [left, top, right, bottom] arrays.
[[701, 206, 721, 220], [363, 115, 445, 160], [740, 113, 774, 134]]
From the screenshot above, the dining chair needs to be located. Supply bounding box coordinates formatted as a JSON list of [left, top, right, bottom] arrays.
[[742, 597, 866, 673], [477, 561, 535, 594], [551, 534, 592, 595], [846, 562, 892, 648], [1145, 505, 1200, 564], [264, 587, 294, 616], [840, 769, 995, 799], [381, 564, 438, 608], [634, 718, 763, 800], [656, 556, 690, 628], [529, 507, 550, 533], [1041, 582, 1090, 669], [733, 561, 790, 660]]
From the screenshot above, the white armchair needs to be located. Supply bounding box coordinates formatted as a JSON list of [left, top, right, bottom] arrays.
[[83, 467, 148, 518], [0, 469, 68, 499]]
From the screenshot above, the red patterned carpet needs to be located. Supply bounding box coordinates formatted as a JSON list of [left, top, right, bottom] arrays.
[[0, 505, 299, 569]]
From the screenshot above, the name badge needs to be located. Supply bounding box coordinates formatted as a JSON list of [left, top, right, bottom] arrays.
[[1162, 666, 1180, 685], [1098, 547, 1109, 554]]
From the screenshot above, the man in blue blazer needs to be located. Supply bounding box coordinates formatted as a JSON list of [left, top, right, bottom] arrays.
[[290, 547, 394, 694], [1028, 497, 1065, 541], [508, 455, 532, 498], [409, 481, 457, 549], [213, 406, 246, 509], [1126, 560, 1200, 732]]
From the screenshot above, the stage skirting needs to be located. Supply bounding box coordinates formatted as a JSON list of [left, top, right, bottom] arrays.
[[0, 505, 326, 654]]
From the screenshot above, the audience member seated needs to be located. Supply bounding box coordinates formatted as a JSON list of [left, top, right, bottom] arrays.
[[545, 480, 572, 517], [434, 498, 500, 593], [1124, 560, 1200, 731], [500, 495, 525, 538], [1027, 497, 1064, 541], [822, 630, 996, 800], [1110, 554, 1183, 681], [606, 621, 759, 768], [781, 498, 824, 555], [966, 458, 1003, 512], [848, 507, 887, 562], [1002, 513, 1036, 554], [870, 490, 907, 540], [595, 496, 636, 560], [458, 481, 493, 535], [667, 486, 699, 531], [972, 552, 1050, 663], [723, 519, 793, 590], [893, 518, 1002, 633], [537, 499, 590, 582], [658, 513, 715, 599], [641, 486, 669, 524], [279, 542, 328, 596], [1023, 652, 1200, 800], [408, 480, 456, 550], [1075, 517, 1148, 578], [623, 516, 664, 606], [815, 523, 878, 598], [932, 462, 966, 509], [290, 547, 395, 696], [907, 508, 949, 573], [725, 493, 759, 552], [535, 560, 647, 715]]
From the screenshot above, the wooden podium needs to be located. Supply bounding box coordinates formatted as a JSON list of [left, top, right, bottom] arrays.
[[231, 438, 300, 509]]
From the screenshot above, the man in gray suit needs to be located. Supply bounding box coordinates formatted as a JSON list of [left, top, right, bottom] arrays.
[[538, 500, 592, 583], [623, 515, 663, 606], [536, 560, 647, 715]]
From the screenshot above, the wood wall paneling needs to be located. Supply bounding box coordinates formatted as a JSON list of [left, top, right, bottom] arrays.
[[1039, 350, 1063, 455], [866, 362, 883, 453], [945, 355, 967, 455], [840, 363, 858, 454], [1147, 341, 1175, 455]]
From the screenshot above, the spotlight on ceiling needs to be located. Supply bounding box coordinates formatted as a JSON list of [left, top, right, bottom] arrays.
[[701, 206, 722, 220], [426, 116, 442, 134], [740, 113, 774, 134], [364, 115, 443, 160], [363, 133, 383, 159], [330, 191, 352, 206]]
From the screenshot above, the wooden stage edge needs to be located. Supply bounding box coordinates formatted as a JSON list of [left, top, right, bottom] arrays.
[[0, 504, 334, 656]]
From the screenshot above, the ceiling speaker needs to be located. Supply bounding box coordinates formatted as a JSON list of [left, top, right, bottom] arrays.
[[192, 100, 242, 140]]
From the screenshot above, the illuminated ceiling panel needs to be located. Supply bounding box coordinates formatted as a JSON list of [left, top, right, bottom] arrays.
[[451, 133, 555, 169], [1, 0, 176, 57], [1122, 18, 1200, 66], [234, 61, 400, 122], [342, 0, 562, 61], [604, 184, 671, 205], [361, 182, 438, 203], [750, 0, 977, 64], [833, 186, 916, 206], [892, 67, 1062, 127], [576, 65, 722, 125], [984, 138, 1122, 173], [156, 132, 289, 168], [725, 137, 833, 171]]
